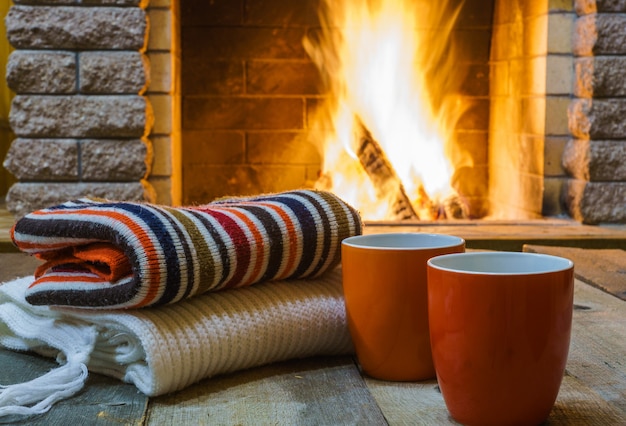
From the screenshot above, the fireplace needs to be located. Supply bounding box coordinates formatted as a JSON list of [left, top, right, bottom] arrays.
[[2, 0, 626, 224]]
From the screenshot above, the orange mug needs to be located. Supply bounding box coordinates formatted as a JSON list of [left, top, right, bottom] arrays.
[[341, 233, 465, 381], [427, 252, 574, 425]]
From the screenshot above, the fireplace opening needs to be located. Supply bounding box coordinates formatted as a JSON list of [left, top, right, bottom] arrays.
[[181, 0, 492, 220], [180, 0, 576, 222]]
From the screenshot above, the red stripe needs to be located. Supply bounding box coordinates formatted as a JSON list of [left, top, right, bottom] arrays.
[[218, 207, 266, 286]]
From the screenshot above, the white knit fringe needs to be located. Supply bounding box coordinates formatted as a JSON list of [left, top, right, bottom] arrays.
[[0, 361, 88, 417], [0, 279, 97, 418]]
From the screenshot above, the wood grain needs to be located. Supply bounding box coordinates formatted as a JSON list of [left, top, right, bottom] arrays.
[[567, 278, 626, 417], [524, 245, 626, 300], [146, 356, 386, 425], [365, 221, 626, 250], [0, 252, 41, 281]]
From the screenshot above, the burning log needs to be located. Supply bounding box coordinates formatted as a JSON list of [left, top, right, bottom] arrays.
[[353, 119, 419, 220], [353, 118, 470, 221], [442, 192, 469, 219]]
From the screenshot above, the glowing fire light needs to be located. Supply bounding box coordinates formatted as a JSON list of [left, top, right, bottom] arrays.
[[305, 0, 465, 220]]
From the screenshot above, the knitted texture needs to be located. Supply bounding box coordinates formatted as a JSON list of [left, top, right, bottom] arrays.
[[0, 270, 353, 416], [10, 190, 362, 309]]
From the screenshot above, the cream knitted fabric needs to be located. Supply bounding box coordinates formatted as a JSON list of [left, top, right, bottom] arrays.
[[0, 269, 352, 417]]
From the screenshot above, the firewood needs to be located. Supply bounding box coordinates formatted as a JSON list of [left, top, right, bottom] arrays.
[[442, 192, 469, 219], [353, 119, 419, 220]]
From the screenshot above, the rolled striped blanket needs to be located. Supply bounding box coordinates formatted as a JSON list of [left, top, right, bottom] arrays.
[[10, 190, 362, 309]]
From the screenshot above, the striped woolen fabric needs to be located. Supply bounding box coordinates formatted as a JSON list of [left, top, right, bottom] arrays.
[[10, 190, 363, 309]]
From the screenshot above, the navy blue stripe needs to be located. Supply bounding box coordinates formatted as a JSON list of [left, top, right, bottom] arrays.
[[114, 203, 180, 306], [158, 208, 195, 303], [263, 195, 317, 279], [298, 192, 332, 276], [232, 205, 284, 282]]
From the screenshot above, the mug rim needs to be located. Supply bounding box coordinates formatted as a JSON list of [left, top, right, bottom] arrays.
[[427, 251, 574, 275], [342, 233, 465, 251]]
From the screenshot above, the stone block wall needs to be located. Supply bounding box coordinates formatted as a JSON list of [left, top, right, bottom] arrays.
[[2, 0, 161, 218], [565, 0, 626, 223]]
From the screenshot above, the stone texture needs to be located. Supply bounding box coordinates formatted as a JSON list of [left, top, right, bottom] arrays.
[[575, 0, 626, 14], [568, 99, 626, 139], [3, 138, 79, 181], [6, 51, 76, 94], [574, 56, 626, 98], [563, 179, 626, 223], [79, 52, 149, 94], [9, 95, 154, 138], [5, 6, 147, 50], [80, 139, 151, 181], [6, 181, 156, 218], [13, 1, 146, 5], [562, 139, 626, 181], [573, 14, 626, 56]]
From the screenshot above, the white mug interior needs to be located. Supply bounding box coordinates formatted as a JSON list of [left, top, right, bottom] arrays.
[[342, 233, 465, 250], [428, 252, 573, 275]]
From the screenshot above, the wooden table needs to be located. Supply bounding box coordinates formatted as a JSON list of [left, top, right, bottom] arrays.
[[1, 249, 625, 425]]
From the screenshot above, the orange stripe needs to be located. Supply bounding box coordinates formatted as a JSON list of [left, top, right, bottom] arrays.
[[22, 208, 161, 307], [31, 273, 107, 286]]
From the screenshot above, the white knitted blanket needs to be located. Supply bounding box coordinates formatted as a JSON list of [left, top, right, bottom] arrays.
[[0, 269, 352, 417]]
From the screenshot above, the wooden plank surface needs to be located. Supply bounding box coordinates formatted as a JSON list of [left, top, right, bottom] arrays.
[[0, 206, 14, 253], [364, 221, 626, 251], [567, 277, 626, 417], [0, 252, 41, 280], [146, 356, 386, 425], [524, 245, 626, 300], [0, 349, 147, 426]]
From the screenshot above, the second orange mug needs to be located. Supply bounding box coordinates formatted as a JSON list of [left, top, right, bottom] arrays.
[[341, 233, 465, 381], [427, 252, 574, 425]]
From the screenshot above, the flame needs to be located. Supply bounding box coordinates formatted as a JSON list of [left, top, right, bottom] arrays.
[[305, 0, 465, 220]]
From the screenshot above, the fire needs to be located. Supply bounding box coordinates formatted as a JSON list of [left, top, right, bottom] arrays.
[[305, 0, 466, 220]]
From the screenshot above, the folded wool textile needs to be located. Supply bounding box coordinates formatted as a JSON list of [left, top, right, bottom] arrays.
[[10, 189, 362, 309], [0, 270, 353, 417]]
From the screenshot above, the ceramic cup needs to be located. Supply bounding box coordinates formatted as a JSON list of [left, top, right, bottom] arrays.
[[427, 252, 574, 426], [341, 233, 465, 381]]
